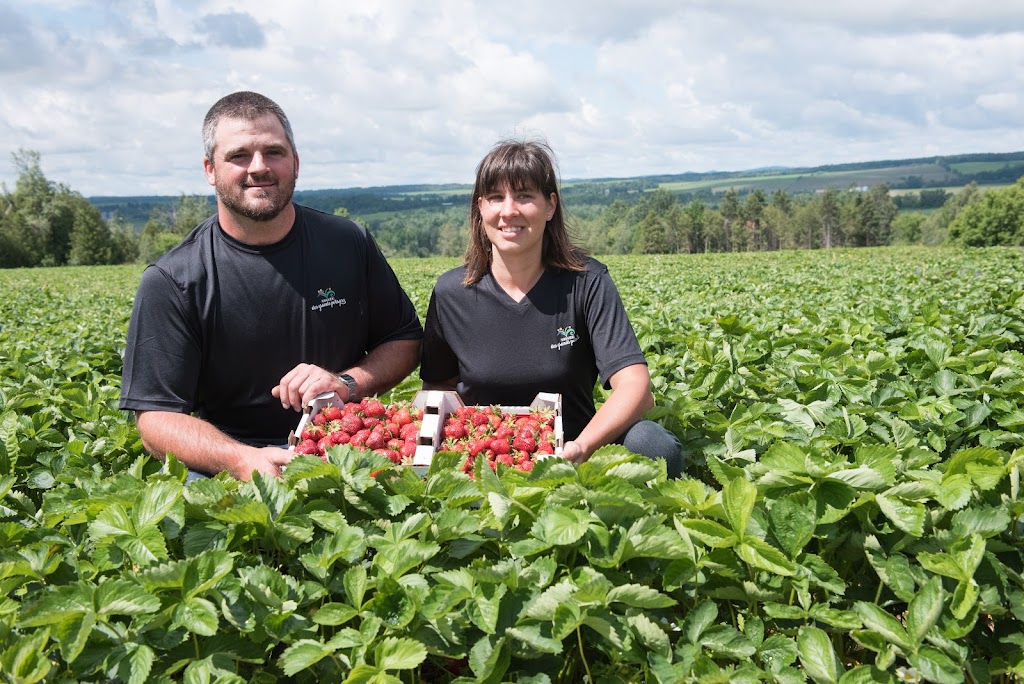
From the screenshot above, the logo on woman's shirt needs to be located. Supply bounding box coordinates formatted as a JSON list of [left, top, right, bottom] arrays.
[[551, 326, 578, 350]]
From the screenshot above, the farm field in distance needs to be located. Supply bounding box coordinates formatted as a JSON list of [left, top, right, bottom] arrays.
[[1, 246, 1023, 682]]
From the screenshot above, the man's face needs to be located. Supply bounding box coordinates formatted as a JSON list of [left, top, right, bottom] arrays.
[[204, 114, 298, 222]]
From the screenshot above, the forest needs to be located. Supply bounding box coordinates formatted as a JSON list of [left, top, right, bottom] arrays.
[[2, 148, 1023, 269]]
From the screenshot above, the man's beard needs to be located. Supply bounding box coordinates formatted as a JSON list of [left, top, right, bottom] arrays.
[[216, 171, 296, 222]]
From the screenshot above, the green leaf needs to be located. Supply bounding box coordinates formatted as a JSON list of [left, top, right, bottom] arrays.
[[182, 549, 234, 599], [768, 492, 817, 558], [175, 596, 219, 636], [280, 639, 333, 676], [629, 613, 671, 658], [605, 583, 676, 609], [852, 602, 912, 652], [0, 627, 52, 683], [722, 476, 756, 538], [469, 634, 511, 684], [875, 493, 925, 537], [906, 576, 944, 649], [345, 564, 367, 608], [375, 637, 427, 670], [127, 644, 155, 684], [133, 480, 182, 529], [797, 626, 843, 684], [678, 518, 738, 548], [531, 506, 591, 546], [736, 538, 796, 576], [907, 646, 964, 684], [52, 612, 96, 664], [96, 579, 161, 617], [313, 602, 359, 626]]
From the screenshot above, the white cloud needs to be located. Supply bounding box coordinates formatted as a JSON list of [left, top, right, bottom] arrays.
[[1, 0, 1023, 196]]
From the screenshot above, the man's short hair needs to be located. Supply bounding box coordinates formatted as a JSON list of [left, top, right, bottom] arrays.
[[202, 91, 297, 160]]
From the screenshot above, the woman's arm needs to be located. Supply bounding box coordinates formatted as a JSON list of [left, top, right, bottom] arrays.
[[561, 363, 654, 465]]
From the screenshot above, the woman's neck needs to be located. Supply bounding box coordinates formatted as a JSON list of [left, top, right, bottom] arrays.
[[490, 252, 544, 303]]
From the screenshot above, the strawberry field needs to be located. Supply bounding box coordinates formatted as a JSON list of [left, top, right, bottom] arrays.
[[1, 247, 1023, 683]]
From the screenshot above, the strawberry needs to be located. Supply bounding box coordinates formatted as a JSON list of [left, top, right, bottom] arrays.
[[329, 430, 351, 445], [312, 412, 328, 427], [340, 413, 364, 434], [301, 424, 325, 441], [364, 398, 387, 417], [392, 407, 413, 426], [517, 459, 535, 472], [363, 416, 382, 431], [350, 429, 371, 447], [512, 431, 537, 453], [443, 420, 467, 439], [365, 429, 386, 451], [295, 439, 320, 455], [495, 452, 515, 468], [490, 438, 510, 455], [399, 422, 419, 441], [322, 405, 344, 422], [387, 438, 405, 452], [400, 441, 417, 461], [471, 412, 491, 427]]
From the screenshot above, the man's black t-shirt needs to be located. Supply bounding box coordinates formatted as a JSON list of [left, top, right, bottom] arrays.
[[419, 258, 646, 440], [119, 204, 423, 444]]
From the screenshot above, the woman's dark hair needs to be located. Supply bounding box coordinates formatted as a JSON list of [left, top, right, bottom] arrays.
[[463, 138, 587, 285]]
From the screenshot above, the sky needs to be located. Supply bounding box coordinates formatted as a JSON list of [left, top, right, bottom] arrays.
[[1, 0, 1023, 198]]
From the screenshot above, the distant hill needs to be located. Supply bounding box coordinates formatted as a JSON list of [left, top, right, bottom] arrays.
[[89, 151, 1024, 227]]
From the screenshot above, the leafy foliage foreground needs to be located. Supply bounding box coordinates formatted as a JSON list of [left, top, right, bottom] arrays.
[[1, 248, 1023, 683]]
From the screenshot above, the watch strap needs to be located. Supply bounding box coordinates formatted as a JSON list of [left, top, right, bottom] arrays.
[[337, 373, 358, 401]]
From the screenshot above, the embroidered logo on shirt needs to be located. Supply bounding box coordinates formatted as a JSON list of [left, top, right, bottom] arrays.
[[312, 287, 347, 312], [551, 326, 578, 350]]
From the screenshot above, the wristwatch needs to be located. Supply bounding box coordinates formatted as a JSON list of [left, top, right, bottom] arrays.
[[337, 373, 358, 401]]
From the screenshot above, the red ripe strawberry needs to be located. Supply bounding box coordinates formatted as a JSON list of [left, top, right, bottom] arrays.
[[471, 412, 491, 427], [340, 413, 364, 434], [515, 416, 541, 432], [443, 420, 467, 439], [517, 459, 535, 472], [490, 438, 510, 455], [295, 439, 320, 455], [537, 442, 554, 455], [387, 438, 405, 451], [530, 407, 555, 427], [301, 424, 325, 441], [364, 399, 387, 417], [473, 423, 490, 437], [495, 452, 515, 468], [384, 421, 400, 436], [350, 429, 371, 447], [317, 436, 332, 453], [392, 407, 413, 426], [365, 429, 386, 451], [493, 425, 514, 441], [468, 439, 487, 457], [312, 412, 328, 427], [329, 430, 351, 445], [399, 422, 419, 441], [400, 441, 417, 461], [516, 450, 532, 465], [512, 431, 537, 453], [322, 405, 344, 422], [489, 414, 502, 428], [363, 416, 382, 431]]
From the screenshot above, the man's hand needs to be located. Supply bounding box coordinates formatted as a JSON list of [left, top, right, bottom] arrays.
[[232, 445, 296, 481], [272, 363, 346, 412]]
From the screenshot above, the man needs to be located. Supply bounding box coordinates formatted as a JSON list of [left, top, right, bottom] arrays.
[[120, 91, 422, 481]]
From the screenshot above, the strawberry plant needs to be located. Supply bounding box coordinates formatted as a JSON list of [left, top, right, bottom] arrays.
[[1, 248, 1023, 682]]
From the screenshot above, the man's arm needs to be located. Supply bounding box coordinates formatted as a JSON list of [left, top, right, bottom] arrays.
[[135, 410, 294, 481], [271, 338, 422, 411]]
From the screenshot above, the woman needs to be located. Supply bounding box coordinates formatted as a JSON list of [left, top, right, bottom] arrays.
[[419, 138, 683, 477]]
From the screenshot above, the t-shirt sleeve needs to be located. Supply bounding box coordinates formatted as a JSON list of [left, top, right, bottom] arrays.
[[583, 266, 647, 389], [119, 265, 202, 413], [363, 233, 424, 348], [418, 287, 460, 383]]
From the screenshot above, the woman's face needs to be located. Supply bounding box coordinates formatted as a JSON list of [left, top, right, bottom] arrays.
[[477, 183, 556, 262]]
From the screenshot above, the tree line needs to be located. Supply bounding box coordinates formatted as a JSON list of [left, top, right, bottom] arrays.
[[2, 149, 1022, 269]]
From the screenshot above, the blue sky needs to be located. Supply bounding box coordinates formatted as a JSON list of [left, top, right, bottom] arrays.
[[2, 0, 1023, 197]]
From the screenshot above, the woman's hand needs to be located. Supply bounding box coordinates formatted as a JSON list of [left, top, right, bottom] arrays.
[[561, 440, 589, 465]]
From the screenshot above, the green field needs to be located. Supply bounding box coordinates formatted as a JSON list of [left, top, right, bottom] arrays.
[[2, 247, 1023, 682]]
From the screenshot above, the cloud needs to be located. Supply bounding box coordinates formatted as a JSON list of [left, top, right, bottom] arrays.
[[1, 0, 1023, 196]]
